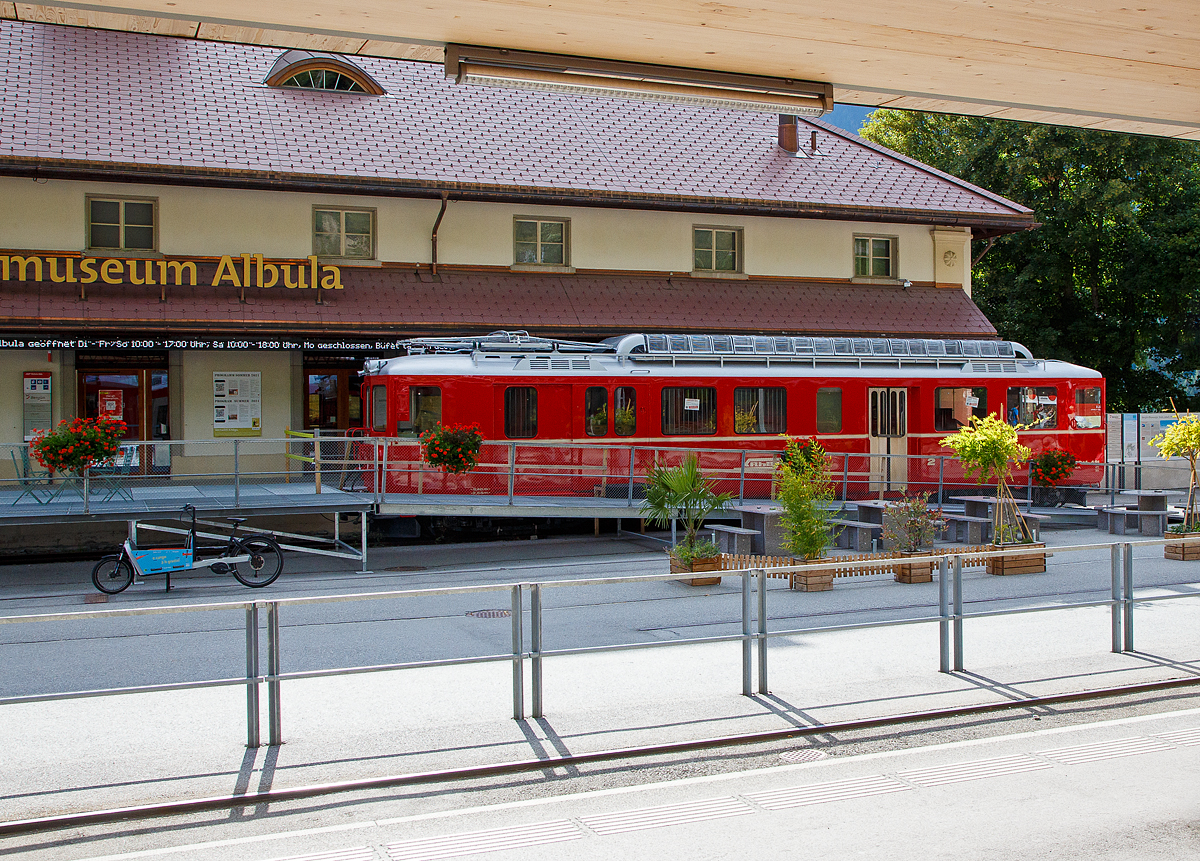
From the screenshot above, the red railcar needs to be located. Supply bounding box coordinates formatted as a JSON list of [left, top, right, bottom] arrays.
[[359, 332, 1105, 497]]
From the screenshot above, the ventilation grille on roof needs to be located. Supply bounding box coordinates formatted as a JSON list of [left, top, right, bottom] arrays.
[[640, 334, 1015, 361]]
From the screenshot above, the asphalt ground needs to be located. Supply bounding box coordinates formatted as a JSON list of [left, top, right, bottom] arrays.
[[1, 526, 1199, 832]]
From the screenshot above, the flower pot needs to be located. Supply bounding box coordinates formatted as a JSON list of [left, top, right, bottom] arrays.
[[790, 558, 834, 592], [986, 542, 1046, 575], [1165, 533, 1200, 561], [895, 550, 934, 583], [670, 554, 722, 586]]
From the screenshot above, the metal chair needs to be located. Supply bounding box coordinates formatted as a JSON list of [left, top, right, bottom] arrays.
[[10, 448, 51, 504], [92, 446, 136, 502]]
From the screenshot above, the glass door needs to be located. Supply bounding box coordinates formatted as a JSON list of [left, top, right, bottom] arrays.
[[869, 387, 908, 493]]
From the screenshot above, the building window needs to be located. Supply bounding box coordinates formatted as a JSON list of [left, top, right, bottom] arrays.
[[853, 236, 896, 278], [264, 50, 385, 95], [694, 227, 740, 272], [614, 387, 637, 436], [585, 387, 608, 437], [816, 387, 842, 434], [734, 387, 786, 434], [87, 197, 156, 252], [314, 208, 374, 259], [514, 219, 568, 265], [662, 387, 716, 435], [505, 387, 538, 438], [1008, 386, 1058, 429], [934, 387, 988, 432]]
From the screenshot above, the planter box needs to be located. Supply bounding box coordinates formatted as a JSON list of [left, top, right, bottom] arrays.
[[986, 542, 1046, 575], [1165, 533, 1200, 561], [670, 554, 722, 586], [895, 551, 934, 584], [790, 559, 834, 592]]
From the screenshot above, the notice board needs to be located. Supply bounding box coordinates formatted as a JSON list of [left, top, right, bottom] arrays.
[[213, 371, 262, 437]]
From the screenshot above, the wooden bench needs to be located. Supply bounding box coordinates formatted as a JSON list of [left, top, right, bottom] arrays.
[[707, 524, 760, 555], [942, 514, 992, 545], [827, 518, 881, 551]]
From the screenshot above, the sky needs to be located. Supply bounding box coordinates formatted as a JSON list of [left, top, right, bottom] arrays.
[[823, 104, 876, 135]]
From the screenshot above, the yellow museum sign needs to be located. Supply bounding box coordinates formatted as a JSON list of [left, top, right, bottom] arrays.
[[0, 253, 344, 289]]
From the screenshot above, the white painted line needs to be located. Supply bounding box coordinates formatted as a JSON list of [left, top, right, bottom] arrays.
[[579, 796, 753, 835], [385, 820, 581, 860], [897, 754, 1051, 787], [745, 775, 911, 810]]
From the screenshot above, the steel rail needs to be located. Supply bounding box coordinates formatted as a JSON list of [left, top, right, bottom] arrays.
[[4, 673, 1200, 837]]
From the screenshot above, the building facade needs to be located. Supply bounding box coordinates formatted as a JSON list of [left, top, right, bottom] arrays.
[[0, 21, 1034, 449]]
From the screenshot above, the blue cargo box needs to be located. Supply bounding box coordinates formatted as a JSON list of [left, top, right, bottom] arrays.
[[132, 547, 192, 575]]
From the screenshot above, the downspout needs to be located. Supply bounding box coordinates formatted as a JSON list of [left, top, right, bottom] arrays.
[[971, 237, 997, 268], [431, 192, 449, 276]]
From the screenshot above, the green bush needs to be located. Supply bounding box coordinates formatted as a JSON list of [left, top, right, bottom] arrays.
[[776, 437, 834, 560]]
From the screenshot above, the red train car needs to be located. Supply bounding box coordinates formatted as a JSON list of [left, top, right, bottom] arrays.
[[360, 332, 1105, 498]]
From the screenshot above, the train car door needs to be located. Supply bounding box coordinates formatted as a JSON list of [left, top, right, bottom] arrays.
[[869, 387, 908, 492]]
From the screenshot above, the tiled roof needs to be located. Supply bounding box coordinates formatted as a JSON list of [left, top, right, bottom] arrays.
[[0, 266, 997, 339], [0, 21, 1032, 229]]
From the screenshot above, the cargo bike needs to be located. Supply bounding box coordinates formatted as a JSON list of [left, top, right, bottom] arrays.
[[91, 504, 284, 594]]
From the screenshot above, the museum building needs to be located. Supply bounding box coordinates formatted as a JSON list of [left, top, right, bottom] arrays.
[[0, 19, 1035, 450]]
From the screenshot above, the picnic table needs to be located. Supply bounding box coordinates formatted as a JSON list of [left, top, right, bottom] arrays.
[[1098, 490, 1172, 536], [949, 496, 1047, 541]]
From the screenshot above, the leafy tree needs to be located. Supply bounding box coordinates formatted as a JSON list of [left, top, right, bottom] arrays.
[[860, 111, 1200, 411]]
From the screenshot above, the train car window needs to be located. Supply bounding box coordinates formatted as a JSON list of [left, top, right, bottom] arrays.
[[734, 387, 786, 434], [934, 387, 987, 431], [1074, 387, 1103, 428], [870, 389, 906, 437], [614, 387, 637, 436], [816, 388, 842, 434], [662, 387, 716, 435], [1007, 386, 1057, 429], [371, 385, 388, 432], [585, 387, 608, 437], [504, 387, 538, 438], [411, 386, 441, 435]]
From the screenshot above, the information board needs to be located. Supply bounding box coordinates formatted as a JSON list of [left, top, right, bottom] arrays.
[[22, 372, 52, 441], [213, 372, 262, 437]]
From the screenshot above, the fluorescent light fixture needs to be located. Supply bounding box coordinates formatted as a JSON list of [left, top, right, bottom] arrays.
[[445, 45, 832, 116]]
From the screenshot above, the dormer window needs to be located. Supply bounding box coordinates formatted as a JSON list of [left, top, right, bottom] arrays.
[[265, 50, 384, 95]]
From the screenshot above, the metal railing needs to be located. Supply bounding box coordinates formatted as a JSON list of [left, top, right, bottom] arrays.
[[2, 536, 1197, 747]]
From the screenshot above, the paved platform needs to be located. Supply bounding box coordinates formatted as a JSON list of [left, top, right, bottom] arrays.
[[1, 529, 1199, 828]]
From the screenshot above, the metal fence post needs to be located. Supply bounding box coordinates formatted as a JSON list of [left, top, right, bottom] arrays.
[[82, 467, 90, 513], [756, 569, 768, 694], [511, 584, 525, 720], [628, 446, 636, 504], [1025, 466, 1032, 511], [313, 428, 322, 495], [508, 444, 516, 504], [741, 571, 752, 696], [937, 456, 945, 504], [234, 438, 241, 508], [953, 555, 964, 671], [938, 555, 950, 672], [1110, 543, 1123, 653], [739, 451, 746, 504], [842, 455, 849, 503], [267, 601, 282, 745], [246, 603, 261, 748], [1123, 542, 1134, 652], [531, 583, 543, 718]]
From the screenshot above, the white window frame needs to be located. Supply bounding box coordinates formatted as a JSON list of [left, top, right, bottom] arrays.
[[692, 226, 743, 274], [853, 234, 899, 282], [313, 206, 376, 261], [86, 195, 159, 254], [512, 217, 570, 269]]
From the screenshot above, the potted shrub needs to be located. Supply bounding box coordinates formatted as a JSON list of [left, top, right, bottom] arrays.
[[1151, 412, 1200, 561], [882, 492, 946, 583], [775, 436, 836, 591], [31, 416, 127, 477], [1028, 447, 1077, 507], [940, 415, 1045, 575], [642, 454, 733, 585], [419, 423, 484, 474]]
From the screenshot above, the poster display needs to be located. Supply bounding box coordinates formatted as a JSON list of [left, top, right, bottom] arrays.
[[22, 371, 52, 441], [213, 372, 262, 437], [98, 389, 123, 419]]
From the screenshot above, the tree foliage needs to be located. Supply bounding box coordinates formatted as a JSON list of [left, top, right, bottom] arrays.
[[1150, 414, 1200, 532], [775, 437, 835, 560], [860, 111, 1200, 411]]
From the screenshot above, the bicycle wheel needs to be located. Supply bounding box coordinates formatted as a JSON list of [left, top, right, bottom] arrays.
[[231, 536, 283, 587], [91, 555, 134, 594]]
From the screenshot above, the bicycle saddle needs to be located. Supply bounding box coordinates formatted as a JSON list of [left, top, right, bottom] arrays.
[[225, 517, 247, 524]]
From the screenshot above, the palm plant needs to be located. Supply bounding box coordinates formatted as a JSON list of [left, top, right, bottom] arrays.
[[641, 454, 733, 559]]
